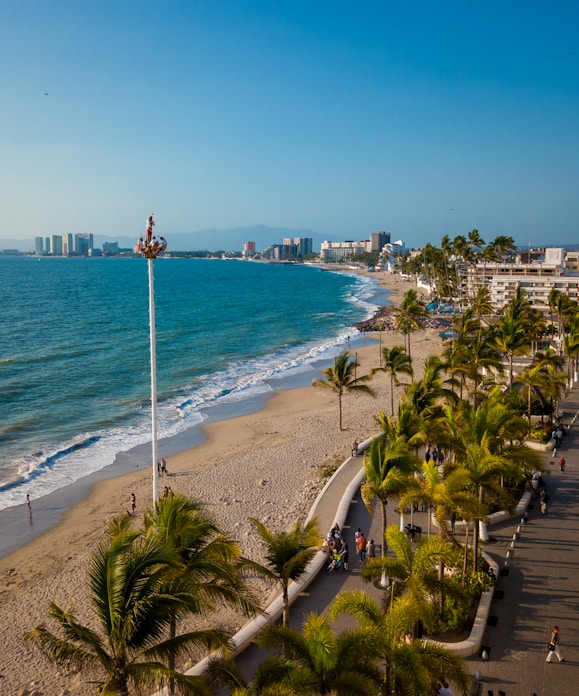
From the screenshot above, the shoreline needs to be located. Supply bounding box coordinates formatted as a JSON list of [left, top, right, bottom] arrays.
[[0, 265, 402, 558], [1, 269, 438, 695]]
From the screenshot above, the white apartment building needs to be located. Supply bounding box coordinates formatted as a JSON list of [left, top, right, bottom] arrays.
[[320, 240, 370, 262], [461, 248, 579, 311]]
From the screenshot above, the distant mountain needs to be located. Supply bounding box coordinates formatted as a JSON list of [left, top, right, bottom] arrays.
[[0, 225, 331, 253]]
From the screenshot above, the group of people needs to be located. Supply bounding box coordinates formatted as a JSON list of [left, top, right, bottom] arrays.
[[425, 445, 445, 466], [355, 527, 374, 562], [134, 214, 167, 257], [324, 524, 378, 573], [162, 486, 175, 498], [157, 458, 168, 476], [325, 524, 349, 573]]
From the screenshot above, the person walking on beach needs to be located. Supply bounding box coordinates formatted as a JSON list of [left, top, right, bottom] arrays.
[[130, 493, 136, 514], [26, 494, 31, 511], [546, 626, 564, 662]]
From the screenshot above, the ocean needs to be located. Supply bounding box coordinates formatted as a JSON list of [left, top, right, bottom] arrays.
[[0, 257, 387, 512]]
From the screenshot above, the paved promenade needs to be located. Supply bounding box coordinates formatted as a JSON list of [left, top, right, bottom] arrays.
[[227, 384, 579, 696], [466, 382, 579, 696]]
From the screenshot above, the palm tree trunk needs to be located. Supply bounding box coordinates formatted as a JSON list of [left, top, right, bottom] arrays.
[[380, 500, 389, 587], [282, 589, 290, 627], [169, 613, 176, 694]]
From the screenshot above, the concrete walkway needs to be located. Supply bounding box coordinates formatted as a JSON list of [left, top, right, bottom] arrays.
[[466, 382, 579, 696]]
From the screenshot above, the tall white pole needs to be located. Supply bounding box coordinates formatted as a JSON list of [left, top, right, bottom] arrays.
[[148, 257, 159, 504], [135, 214, 167, 506]]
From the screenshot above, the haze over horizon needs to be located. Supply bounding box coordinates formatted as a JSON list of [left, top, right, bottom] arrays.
[[2, 1, 578, 248]]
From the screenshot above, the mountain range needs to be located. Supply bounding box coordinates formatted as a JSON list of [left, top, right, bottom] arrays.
[[0, 225, 334, 253]]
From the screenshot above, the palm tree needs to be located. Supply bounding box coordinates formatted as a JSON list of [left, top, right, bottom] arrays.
[[371, 345, 413, 415], [495, 313, 529, 388], [362, 524, 458, 625], [144, 496, 259, 689], [361, 439, 420, 583], [329, 591, 470, 696], [313, 351, 375, 430], [245, 517, 321, 627], [26, 528, 228, 695], [394, 289, 428, 360], [208, 654, 296, 695], [250, 612, 384, 695], [442, 395, 539, 571]]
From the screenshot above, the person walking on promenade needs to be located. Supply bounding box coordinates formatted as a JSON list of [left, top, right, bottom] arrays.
[[559, 456, 566, 472], [357, 532, 367, 564], [546, 626, 564, 662]]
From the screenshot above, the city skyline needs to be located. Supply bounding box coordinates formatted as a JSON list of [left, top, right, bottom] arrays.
[[2, 1, 578, 247]]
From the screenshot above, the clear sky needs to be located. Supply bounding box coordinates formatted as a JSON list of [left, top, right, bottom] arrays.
[[2, 0, 579, 247]]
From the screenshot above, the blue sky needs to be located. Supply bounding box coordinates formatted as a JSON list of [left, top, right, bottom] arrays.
[[2, 0, 579, 248]]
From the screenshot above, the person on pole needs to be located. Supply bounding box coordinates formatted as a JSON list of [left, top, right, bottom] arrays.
[[146, 214, 155, 244]]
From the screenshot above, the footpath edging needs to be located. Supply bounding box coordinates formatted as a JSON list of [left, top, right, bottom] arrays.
[[180, 451, 366, 684]]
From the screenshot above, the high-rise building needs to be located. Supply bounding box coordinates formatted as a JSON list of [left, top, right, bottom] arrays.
[[280, 237, 313, 259], [34, 237, 44, 255], [370, 231, 391, 252], [243, 241, 256, 258], [75, 233, 94, 255], [50, 235, 63, 255], [62, 233, 74, 256], [45, 237, 50, 253]]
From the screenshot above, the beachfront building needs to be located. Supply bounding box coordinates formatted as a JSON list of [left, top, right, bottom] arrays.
[[370, 231, 391, 252], [50, 235, 63, 256], [461, 248, 579, 312], [62, 233, 74, 256], [320, 240, 370, 262], [102, 241, 119, 254], [34, 237, 43, 255], [264, 237, 313, 261], [243, 241, 256, 258], [75, 233, 94, 256]]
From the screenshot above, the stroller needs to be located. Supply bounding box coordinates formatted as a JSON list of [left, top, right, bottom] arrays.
[[326, 550, 344, 574]]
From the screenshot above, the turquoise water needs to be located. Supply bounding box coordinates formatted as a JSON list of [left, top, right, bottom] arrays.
[[0, 257, 385, 509]]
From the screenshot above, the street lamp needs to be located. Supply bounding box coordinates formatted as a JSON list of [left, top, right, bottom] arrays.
[[135, 214, 167, 503]]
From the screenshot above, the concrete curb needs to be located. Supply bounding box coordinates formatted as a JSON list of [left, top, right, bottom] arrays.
[[425, 552, 499, 658], [181, 453, 366, 682]]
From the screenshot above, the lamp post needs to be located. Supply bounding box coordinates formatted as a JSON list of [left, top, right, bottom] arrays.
[[135, 215, 167, 504]]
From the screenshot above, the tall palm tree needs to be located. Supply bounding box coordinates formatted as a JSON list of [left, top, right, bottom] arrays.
[[361, 439, 420, 580], [495, 313, 529, 388], [371, 345, 413, 415], [144, 496, 259, 689], [394, 289, 428, 360], [26, 528, 227, 695], [362, 524, 458, 625], [329, 591, 470, 696], [312, 351, 375, 430], [245, 517, 321, 627], [442, 395, 539, 571]]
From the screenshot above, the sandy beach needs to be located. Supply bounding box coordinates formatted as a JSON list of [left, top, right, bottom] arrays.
[[0, 269, 443, 696]]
